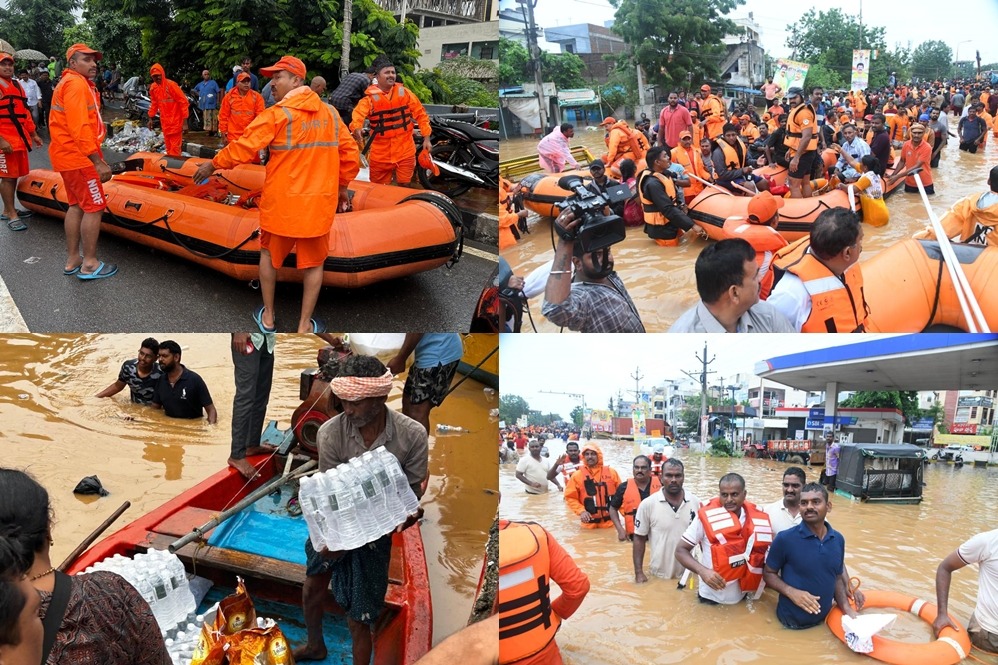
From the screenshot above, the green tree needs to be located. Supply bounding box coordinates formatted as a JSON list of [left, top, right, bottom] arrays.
[[785, 9, 898, 90], [911, 40, 952, 81], [0, 0, 80, 60], [499, 37, 530, 86], [839, 391, 920, 425], [803, 54, 845, 91], [570, 406, 584, 428], [678, 394, 721, 435], [540, 51, 585, 90], [499, 394, 531, 425], [63, 0, 144, 79], [710, 436, 734, 456], [609, 0, 742, 90]]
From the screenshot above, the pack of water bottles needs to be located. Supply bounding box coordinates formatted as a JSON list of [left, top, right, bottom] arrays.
[[298, 448, 421, 552], [81, 548, 197, 633]]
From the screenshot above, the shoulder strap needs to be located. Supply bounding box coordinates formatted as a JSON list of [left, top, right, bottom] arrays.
[[42, 571, 72, 664]]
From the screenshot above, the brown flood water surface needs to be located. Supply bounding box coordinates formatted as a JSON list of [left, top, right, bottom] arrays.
[[500, 438, 993, 664], [501, 117, 998, 331], [0, 334, 498, 646]]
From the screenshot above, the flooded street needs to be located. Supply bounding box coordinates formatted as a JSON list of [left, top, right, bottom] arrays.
[[501, 116, 998, 331], [0, 334, 498, 647], [500, 437, 994, 664]]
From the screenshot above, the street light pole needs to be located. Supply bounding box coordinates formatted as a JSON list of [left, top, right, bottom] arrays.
[[728, 385, 738, 445]]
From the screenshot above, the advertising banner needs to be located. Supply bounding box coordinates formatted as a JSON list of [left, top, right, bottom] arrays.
[[851, 49, 871, 91], [773, 59, 810, 95]]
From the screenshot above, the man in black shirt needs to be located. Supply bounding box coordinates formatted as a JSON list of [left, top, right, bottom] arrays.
[[152, 340, 217, 422], [96, 337, 162, 404], [329, 67, 376, 123]]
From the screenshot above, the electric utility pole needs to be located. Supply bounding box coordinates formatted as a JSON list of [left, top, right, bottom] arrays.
[[681, 341, 717, 450], [518, 0, 548, 130]]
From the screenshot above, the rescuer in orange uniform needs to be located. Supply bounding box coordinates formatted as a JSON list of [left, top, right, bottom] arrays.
[[148, 63, 189, 156], [564, 442, 621, 528], [219, 71, 265, 144], [498, 519, 590, 665], [48, 43, 117, 280], [349, 57, 431, 185], [0, 48, 43, 232], [699, 84, 727, 140], [192, 55, 360, 333]]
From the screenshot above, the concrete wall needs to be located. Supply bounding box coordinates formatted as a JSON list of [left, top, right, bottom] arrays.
[[419, 21, 500, 70]]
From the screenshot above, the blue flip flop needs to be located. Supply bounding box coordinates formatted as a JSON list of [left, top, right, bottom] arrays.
[[63, 266, 81, 276], [253, 305, 277, 334], [77, 261, 118, 280], [309, 317, 327, 333]]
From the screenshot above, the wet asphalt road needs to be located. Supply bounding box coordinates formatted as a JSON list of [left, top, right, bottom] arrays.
[[1, 136, 497, 333]]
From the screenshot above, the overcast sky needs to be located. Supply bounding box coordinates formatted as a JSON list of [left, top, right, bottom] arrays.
[[521, 0, 998, 66], [499, 334, 904, 419]]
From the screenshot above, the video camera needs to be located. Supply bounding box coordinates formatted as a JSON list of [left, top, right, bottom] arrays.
[[553, 175, 630, 252]]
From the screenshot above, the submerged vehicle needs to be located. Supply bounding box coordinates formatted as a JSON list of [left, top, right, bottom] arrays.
[[835, 443, 927, 503]]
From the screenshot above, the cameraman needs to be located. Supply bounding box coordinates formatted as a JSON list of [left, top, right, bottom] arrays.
[[541, 209, 645, 333], [639, 146, 704, 247]]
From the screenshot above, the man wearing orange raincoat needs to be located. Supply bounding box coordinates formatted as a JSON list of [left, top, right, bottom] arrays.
[[219, 71, 265, 144], [192, 55, 360, 334], [148, 63, 189, 156], [350, 57, 431, 185], [564, 442, 621, 529], [599, 116, 648, 169], [499, 177, 526, 251], [914, 165, 998, 247]]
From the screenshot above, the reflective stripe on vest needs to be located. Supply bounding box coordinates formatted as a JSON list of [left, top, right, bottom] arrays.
[[271, 105, 341, 152], [498, 522, 559, 664], [368, 83, 413, 138], [638, 170, 678, 225], [0, 78, 31, 150]]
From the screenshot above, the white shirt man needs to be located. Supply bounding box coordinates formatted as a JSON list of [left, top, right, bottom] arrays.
[[935, 529, 998, 649], [634, 488, 701, 579], [836, 132, 870, 180], [515, 440, 551, 494]]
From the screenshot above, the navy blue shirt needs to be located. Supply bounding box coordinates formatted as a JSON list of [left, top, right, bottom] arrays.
[[152, 366, 213, 419], [765, 520, 845, 628]]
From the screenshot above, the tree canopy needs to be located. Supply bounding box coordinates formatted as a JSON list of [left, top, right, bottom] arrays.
[[498, 38, 586, 90], [570, 406, 584, 428], [839, 391, 920, 425], [911, 40, 952, 81], [610, 0, 742, 90], [0, 0, 79, 63], [785, 9, 909, 89], [499, 394, 531, 425]]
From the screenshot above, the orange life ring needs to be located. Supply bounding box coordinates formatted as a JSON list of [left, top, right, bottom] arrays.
[[826, 589, 972, 665]]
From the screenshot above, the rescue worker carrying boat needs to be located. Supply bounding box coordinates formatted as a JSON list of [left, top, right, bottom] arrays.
[[350, 56, 431, 185], [564, 442, 620, 529]]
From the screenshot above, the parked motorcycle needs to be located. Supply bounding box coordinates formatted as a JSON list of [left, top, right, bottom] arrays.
[[123, 85, 202, 132], [416, 115, 498, 198]]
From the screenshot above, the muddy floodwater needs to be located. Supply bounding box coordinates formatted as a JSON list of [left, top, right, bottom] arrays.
[[501, 116, 998, 332], [500, 437, 993, 664], [0, 334, 498, 646]]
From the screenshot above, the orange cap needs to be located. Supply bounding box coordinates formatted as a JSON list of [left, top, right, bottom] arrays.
[[237, 71, 251, 82], [599, 117, 616, 126], [700, 84, 711, 92], [66, 43, 103, 62], [747, 191, 785, 224], [0, 51, 13, 63], [259, 55, 306, 79], [418, 148, 439, 176], [679, 130, 692, 139]]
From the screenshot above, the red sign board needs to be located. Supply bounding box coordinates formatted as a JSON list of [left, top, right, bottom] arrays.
[[950, 423, 979, 435]]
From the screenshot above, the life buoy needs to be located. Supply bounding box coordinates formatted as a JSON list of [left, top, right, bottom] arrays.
[[826, 589, 971, 665]]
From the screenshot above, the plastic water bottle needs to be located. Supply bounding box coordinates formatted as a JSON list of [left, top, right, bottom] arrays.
[[435, 424, 465, 432], [169, 556, 195, 618], [155, 567, 177, 628], [378, 448, 421, 515], [314, 472, 340, 550], [298, 474, 329, 549], [344, 464, 379, 542], [350, 458, 393, 534], [364, 451, 405, 525], [328, 469, 364, 550]]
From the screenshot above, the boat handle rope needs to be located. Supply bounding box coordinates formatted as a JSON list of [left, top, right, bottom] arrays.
[[159, 213, 260, 260], [778, 198, 835, 221], [104, 207, 173, 231]]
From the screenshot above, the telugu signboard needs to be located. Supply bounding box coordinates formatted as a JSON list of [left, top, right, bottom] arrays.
[[773, 59, 810, 95]]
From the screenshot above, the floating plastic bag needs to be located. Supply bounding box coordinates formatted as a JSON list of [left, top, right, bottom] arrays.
[[842, 613, 896, 653], [72, 475, 109, 496]]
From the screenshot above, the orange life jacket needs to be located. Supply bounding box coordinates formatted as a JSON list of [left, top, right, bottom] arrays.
[[573, 465, 614, 525], [772, 238, 869, 332], [606, 122, 648, 163], [620, 476, 662, 536], [0, 77, 33, 151], [717, 138, 746, 171], [785, 103, 818, 152], [498, 521, 560, 664], [671, 145, 710, 197], [723, 218, 789, 299], [638, 170, 683, 245], [699, 498, 773, 592], [366, 83, 414, 138], [650, 454, 669, 476]]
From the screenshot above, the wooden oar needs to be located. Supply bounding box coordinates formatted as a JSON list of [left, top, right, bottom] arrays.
[[57, 501, 131, 571], [686, 172, 733, 196], [912, 172, 990, 332]]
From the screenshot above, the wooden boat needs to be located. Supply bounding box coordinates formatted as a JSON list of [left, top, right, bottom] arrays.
[[862, 239, 998, 332], [687, 187, 854, 242], [66, 457, 432, 664], [17, 153, 463, 289], [457, 333, 498, 389]]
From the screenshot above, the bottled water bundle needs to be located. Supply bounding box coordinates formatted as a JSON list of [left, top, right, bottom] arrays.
[[82, 548, 197, 632], [299, 448, 421, 552]]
